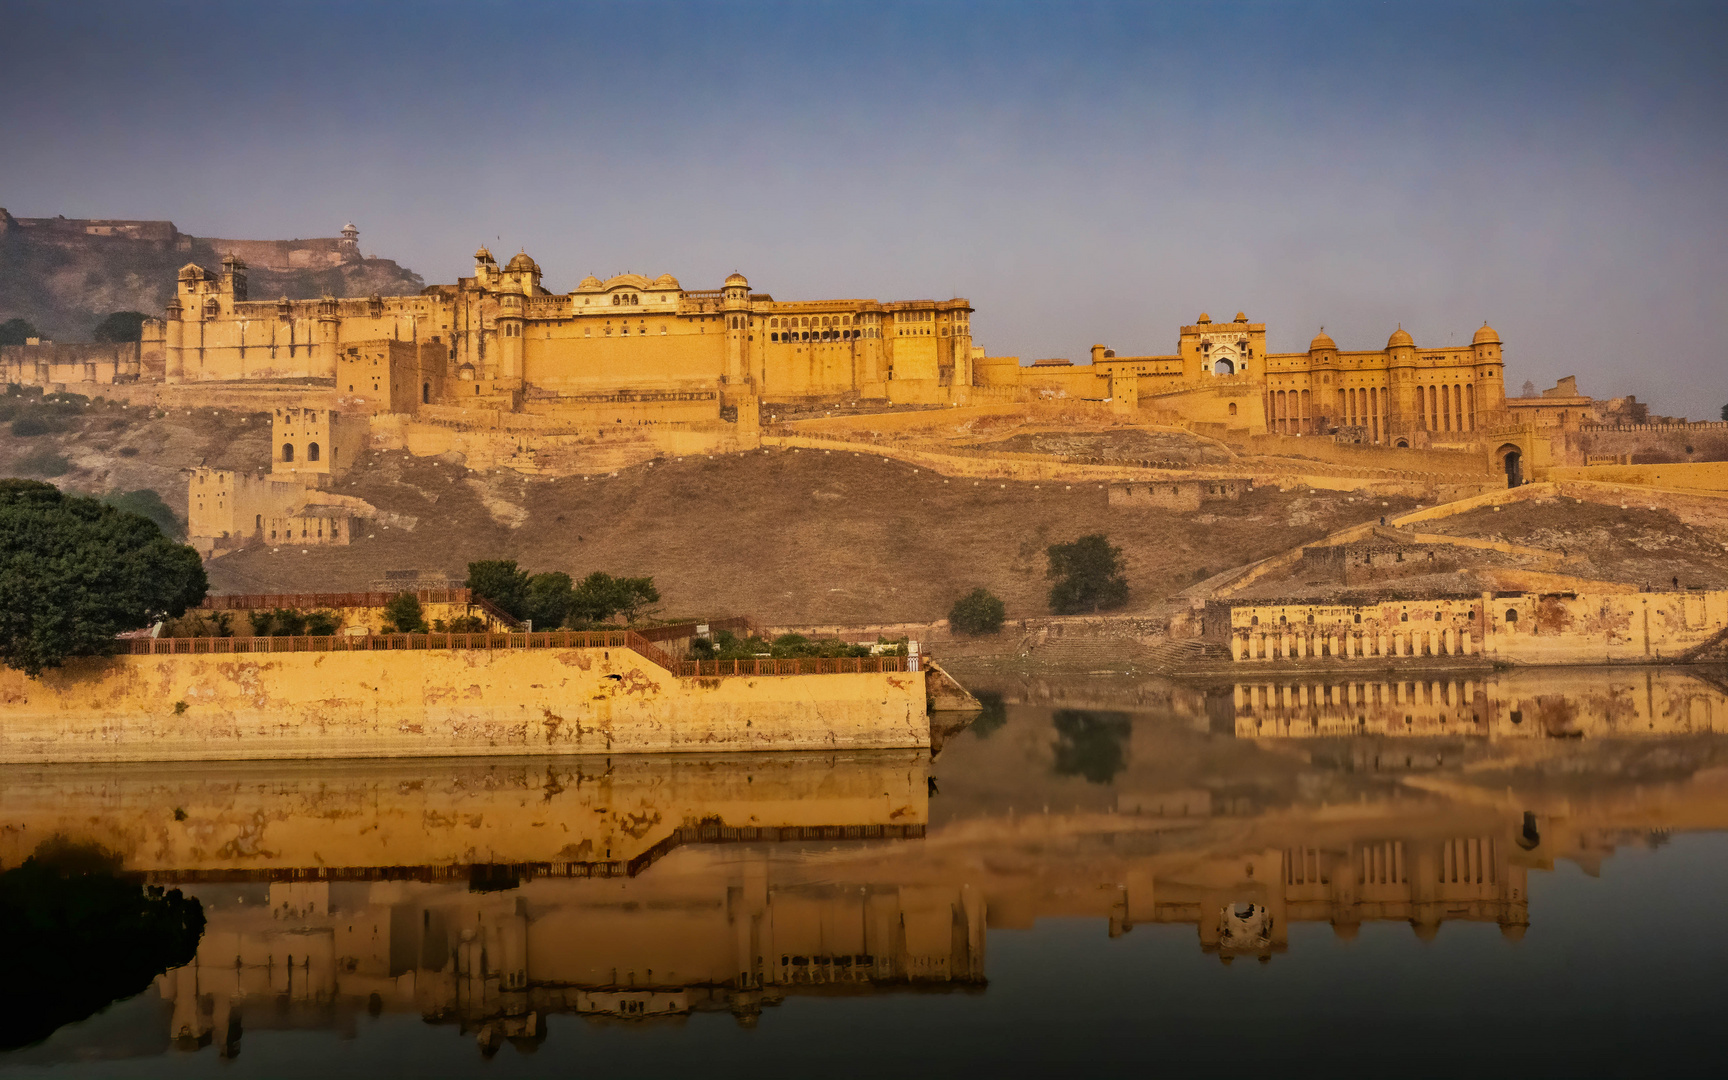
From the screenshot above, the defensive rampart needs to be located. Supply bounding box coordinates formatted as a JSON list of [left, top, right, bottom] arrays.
[[0, 633, 928, 764]]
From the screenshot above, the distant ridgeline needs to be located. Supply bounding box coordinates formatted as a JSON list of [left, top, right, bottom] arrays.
[[0, 209, 423, 340]]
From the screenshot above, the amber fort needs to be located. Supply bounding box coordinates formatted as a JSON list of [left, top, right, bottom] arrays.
[[3, 224, 1727, 565]]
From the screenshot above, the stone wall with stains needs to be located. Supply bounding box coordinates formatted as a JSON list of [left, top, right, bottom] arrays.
[[0, 645, 928, 763], [1222, 588, 1728, 665]]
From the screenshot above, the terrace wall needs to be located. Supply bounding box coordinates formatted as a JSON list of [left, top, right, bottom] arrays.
[[0, 637, 928, 763]]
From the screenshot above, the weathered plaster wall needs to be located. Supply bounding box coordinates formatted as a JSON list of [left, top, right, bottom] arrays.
[[0, 646, 929, 763], [1222, 589, 1728, 665]]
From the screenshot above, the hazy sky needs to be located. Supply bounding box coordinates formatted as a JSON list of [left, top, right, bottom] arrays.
[[4, 1, 1725, 415]]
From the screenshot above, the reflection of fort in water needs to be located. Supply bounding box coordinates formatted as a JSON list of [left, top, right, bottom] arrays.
[[6, 686, 1728, 1058], [1228, 667, 1728, 740]]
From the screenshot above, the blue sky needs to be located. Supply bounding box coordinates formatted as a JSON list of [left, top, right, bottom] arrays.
[[4, 0, 1725, 414]]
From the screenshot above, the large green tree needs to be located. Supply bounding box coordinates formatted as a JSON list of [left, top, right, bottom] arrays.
[[571, 571, 659, 625], [0, 480, 207, 675], [1046, 534, 1128, 614], [466, 559, 530, 620], [92, 310, 149, 344]]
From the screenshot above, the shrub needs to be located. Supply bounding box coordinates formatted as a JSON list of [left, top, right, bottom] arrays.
[[1046, 534, 1128, 615], [14, 449, 71, 477], [0, 318, 40, 347], [949, 587, 1006, 635], [304, 610, 340, 636], [443, 614, 489, 633], [571, 572, 659, 625], [11, 414, 61, 437]]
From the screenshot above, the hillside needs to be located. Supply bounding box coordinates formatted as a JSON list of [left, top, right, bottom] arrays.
[[196, 446, 1415, 624], [0, 216, 422, 340]]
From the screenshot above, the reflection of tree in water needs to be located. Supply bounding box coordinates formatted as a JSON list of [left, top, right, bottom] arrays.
[[1051, 710, 1132, 784], [0, 838, 205, 1052], [968, 691, 1008, 739]]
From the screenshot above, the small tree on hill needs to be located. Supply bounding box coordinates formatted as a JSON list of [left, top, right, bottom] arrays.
[[949, 588, 1006, 635], [92, 311, 149, 344], [1046, 534, 1128, 615], [0, 479, 206, 674], [1721, 403, 1727, 422], [467, 560, 530, 620]]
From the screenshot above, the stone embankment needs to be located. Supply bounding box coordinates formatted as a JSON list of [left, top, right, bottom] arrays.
[[0, 632, 930, 764]]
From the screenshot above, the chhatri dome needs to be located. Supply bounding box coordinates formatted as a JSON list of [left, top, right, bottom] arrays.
[[1387, 325, 1414, 348], [1473, 322, 1501, 345], [474, 245, 493, 262], [652, 273, 681, 289], [505, 251, 538, 273], [725, 272, 749, 287], [1309, 328, 1336, 351], [577, 275, 603, 289]]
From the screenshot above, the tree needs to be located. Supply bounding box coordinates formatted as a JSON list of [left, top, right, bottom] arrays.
[[949, 587, 1006, 635], [99, 489, 182, 540], [524, 571, 574, 628], [382, 593, 428, 634], [570, 572, 659, 625], [0, 318, 40, 346], [0, 480, 206, 675], [92, 311, 148, 344], [1520, 380, 1537, 398], [1721, 403, 1727, 422], [1046, 534, 1128, 614], [466, 559, 530, 620]]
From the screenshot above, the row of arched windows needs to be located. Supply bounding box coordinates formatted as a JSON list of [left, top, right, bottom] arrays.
[[771, 315, 855, 328], [281, 442, 320, 462], [773, 328, 870, 342], [612, 293, 640, 305], [1423, 383, 1476, 433], [1267, 388, 1313, 434]]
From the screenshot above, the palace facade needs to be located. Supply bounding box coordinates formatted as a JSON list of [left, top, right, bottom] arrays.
[[1085, 312, 1510, 446], [142, 248, 978, 412]]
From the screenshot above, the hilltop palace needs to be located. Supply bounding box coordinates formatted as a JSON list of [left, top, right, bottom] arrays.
[[2, 235, 1708, 553]]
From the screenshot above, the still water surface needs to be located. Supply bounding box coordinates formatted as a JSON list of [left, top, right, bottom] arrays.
[[4, 670, 1728, 1078]]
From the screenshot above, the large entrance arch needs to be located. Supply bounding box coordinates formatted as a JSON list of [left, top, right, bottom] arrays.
[[1497, 444, 1523, 488], [1212, 358, 1235, 375]]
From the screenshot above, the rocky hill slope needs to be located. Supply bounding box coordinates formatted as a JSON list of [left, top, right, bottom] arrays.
[[0, 213, 423, 340]]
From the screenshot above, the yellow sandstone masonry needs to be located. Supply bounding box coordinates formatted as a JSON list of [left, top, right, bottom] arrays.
[[0, 645, 929, 763]]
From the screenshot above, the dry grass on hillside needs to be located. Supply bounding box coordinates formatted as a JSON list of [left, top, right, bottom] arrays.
[[207, 446, 1416, 624], [0, 400, 267, 514], [1419, 495, 1728, 588]]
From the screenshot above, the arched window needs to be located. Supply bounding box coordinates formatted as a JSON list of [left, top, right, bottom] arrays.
[[307, 443, 320, 462], [771, 333, 779, 342], [1228, 402, 1238, 416], [282, 443, 295, 462], [1506, 609, 1519, 623], [770, 318, 778, 328], [423, 382, 430, 404]]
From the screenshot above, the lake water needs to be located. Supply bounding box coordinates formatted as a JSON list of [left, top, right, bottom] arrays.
[[4, 669, 1728, 1078]]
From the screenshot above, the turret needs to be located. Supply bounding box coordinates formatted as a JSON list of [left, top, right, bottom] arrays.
[[722, 273, 750, 386], [1471, 323, 1506, 416], [220, 253, 247, 301], [1387, 325, 1418, 441], [163, 295, 184, 382], [496, 292, 525, 383]]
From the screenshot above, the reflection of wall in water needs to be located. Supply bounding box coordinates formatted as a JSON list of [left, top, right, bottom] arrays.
[[154, 868, 984, 1053], [1230, 669, 1728, 739]]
